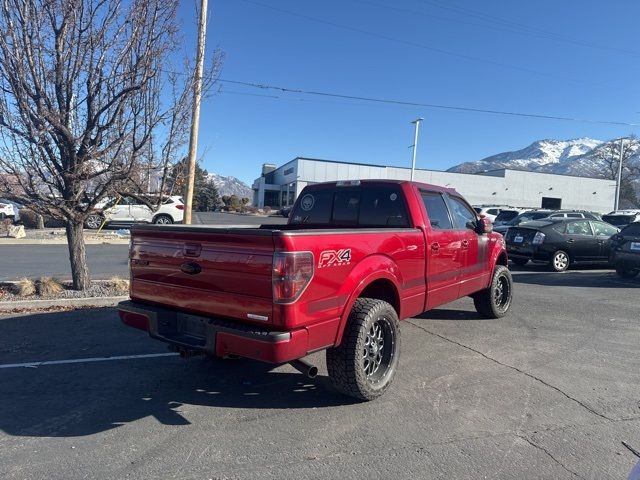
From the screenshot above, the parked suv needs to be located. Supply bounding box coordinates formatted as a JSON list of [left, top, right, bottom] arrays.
[[85, 194, 184, 229], [602, 210, 640, 229], [473, 205, 511, 222], [609, 222, 640, 278], [493, 208, 527, 227], [494, 209, 601, 235]]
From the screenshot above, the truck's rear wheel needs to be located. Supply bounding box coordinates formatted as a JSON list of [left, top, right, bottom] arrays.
[[326, 298, 400, 401], [473, 265, 513, 318]]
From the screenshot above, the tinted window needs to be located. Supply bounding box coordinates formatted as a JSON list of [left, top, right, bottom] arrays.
[[566, 213, 583, 218], [508, 212, 549, 226], [552, 223, 566, 234], [332, 190, 360, 225], [290, 189, 333, 224], [422, 192, 452, 230], [622, 223, 640, 236], [487, 209, 499, 216], [448, 196, 477, 229], [474, 207, 482, 214], [566, 220, 593, 236], [359, 187, 409, 227], [603, 215, 635, 226], [495, 210, 519, 222], [289, 185, 409, 227], [591, 221, 618, 237]]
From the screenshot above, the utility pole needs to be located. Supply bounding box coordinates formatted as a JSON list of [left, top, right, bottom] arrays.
[[410, 117, 423, 181], [184, 0, 208, 224], [614, 137, 624, 211]]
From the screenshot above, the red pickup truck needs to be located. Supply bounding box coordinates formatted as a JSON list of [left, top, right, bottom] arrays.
[[119, 180, 512, 400]]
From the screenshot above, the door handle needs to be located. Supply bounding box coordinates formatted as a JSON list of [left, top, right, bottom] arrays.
[[461, 240, 469, 249], [431, 243, 440, 253]]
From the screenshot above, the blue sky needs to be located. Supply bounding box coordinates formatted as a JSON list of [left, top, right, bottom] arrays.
[[176, 0, 640, 184]]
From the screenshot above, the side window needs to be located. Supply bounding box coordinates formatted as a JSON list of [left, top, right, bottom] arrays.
[[552, 223, 566, 234], [421, 192, 453, 230], [592, 221, 618, 237], [487, 209, 499, 216], [549, 213, 563, 218], [566, 220, 593, 236], [448, 196, 477, 230], [566, 213, 583, 218]]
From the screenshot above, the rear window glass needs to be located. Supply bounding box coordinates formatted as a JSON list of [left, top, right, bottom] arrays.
[[495, 210, 519, 222], [603, 215, 635, 226], [289, 185, 409, 227], [622, 222, 640, 236], [552, 223, 566, 234]]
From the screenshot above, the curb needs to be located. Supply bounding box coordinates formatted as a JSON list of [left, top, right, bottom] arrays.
[[0, 238, 130, 245], [0, 296, 128, 312]]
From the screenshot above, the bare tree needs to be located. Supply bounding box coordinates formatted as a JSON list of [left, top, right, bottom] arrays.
[[0, 0, 222, 289], [590, 136, 640, 208]]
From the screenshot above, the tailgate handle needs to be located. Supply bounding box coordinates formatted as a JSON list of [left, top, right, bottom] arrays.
[[180, 262, 202, 275], [183, 243, 202, 257]]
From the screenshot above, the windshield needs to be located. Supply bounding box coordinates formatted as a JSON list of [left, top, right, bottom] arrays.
[[506, 211, 550, 226], [494, 210, 519, 223]]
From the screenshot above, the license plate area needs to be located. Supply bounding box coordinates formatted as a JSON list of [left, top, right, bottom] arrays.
[[631, 242, 640, 251], [177, 313, 208, 341], [514, 235, 524, 243]]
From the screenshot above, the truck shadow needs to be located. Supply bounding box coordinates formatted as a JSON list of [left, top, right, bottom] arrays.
[[0, 310, 359, 439]]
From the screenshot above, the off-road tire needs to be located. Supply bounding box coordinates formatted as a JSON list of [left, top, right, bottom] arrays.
[[153, 214, 173, 225], [326, 298, 400, 401], [511, 258, 528, 266], [550, 250, 570, 272], [473, 265, 513, 319], [616, 265, 639, 279]]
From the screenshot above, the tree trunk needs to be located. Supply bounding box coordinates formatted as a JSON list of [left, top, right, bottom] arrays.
[[66, 220, 91, 290]]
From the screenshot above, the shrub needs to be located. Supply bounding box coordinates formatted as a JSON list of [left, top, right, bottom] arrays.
[[37, 277, 64, 296], [109, 276, 130, 294], [16, 278, 36, 297]]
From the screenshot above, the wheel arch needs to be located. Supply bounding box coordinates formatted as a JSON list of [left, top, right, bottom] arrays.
[[334, 271, 401, 347]]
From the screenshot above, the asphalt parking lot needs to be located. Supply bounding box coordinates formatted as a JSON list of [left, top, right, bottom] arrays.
[[1, 268, 638, 479]]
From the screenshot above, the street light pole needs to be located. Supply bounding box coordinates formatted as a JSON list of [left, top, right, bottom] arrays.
[[410, 117, 423, 181], [184, 0, 208, 224], [614, 137, 624, 211]]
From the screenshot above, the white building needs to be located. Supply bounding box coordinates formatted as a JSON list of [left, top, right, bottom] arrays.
[[252, 157, 616, 213]]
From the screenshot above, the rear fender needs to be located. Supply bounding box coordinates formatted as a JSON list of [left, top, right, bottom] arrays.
[[333, 254, 402, 347]]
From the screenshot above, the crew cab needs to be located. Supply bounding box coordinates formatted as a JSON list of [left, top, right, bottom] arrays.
[[119, 180, 512, 400]]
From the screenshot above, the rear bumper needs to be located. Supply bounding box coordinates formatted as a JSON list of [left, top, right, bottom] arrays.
[[118, 300, 309, 363], [610, 251, 640, 269]]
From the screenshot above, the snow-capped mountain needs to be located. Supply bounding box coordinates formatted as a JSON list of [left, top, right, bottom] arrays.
[[447, 138, 606, 174], [207, 173, 253, 199]]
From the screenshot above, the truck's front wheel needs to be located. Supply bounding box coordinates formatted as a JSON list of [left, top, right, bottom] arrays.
[[326, 298, 400, 401], [473, 265, 513, 318]]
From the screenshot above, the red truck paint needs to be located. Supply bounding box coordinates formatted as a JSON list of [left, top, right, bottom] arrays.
[[119, 180, 511, 399]]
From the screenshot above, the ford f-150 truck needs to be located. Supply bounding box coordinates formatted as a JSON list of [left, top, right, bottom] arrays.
[[119, 180, 512, 400]]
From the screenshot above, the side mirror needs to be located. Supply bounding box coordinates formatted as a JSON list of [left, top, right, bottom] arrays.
[[474, 217, 493, 234]]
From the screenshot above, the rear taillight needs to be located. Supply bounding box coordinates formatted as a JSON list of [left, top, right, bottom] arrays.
[[175, 204, 184, 210], [532, 231, 545, 245], [272, 252, 314, 304]]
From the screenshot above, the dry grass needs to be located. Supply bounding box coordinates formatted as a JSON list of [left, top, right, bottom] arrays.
[[109, 276, 130, 294], [16, 278, 36, 297], [37, 277, 65, 296]]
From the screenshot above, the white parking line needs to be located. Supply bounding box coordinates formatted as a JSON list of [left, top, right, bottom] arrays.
[[0, 352, 179, 369]]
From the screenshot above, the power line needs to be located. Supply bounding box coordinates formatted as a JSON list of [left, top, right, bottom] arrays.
[[219, 79, 640, 127], [354, 0, 640, 57], [235, 0, 616, 90]]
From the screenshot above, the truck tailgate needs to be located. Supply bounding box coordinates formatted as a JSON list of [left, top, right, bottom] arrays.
[[129, 225, 276, 324]]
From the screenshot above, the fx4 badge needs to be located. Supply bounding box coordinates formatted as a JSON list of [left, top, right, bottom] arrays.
[[318, 249, 352, 268]]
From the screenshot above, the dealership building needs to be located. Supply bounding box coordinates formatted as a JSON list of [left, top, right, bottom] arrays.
[[252, 157, 617, 213]]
